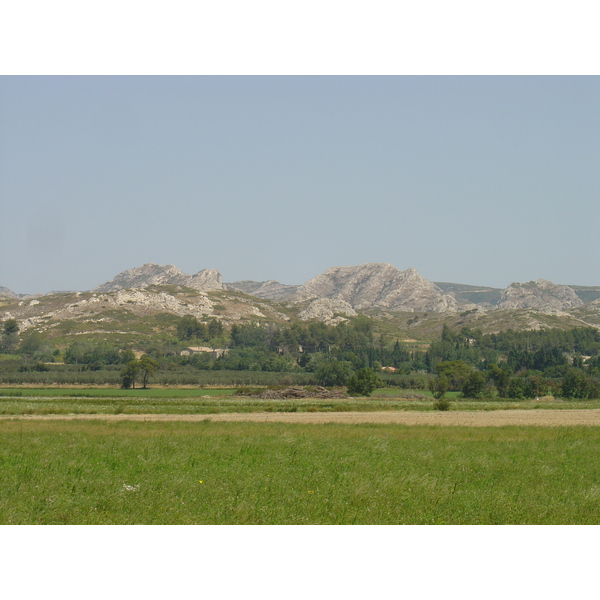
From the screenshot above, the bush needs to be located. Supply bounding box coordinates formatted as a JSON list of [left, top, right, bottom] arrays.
[[428, 375, 449, 399], [433, 398, 451, 411], [347, 368, 383, 397]]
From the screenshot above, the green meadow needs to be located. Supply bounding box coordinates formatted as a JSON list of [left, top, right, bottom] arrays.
[[2, 420, 600, 524], [1, 387, 599, 415], [0, 387, 237, 398]]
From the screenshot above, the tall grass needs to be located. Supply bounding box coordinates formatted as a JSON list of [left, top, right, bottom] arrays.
[[1, 420, 600, 524], [0, 388, 598, 415]]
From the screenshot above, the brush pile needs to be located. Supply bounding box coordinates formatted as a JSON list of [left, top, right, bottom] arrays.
[[253, 386, 347, 400]]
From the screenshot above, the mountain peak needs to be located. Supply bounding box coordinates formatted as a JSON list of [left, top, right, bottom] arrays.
[[0, 286, 19, 299], [92, 263, 223, 293], [498, 279, 583, 311], [293, 263, 459, 312]]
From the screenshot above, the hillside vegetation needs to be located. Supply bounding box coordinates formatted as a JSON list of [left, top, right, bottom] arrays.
[[3, 262, 600, 398]]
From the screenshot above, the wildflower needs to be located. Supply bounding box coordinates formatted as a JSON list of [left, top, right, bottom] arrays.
[[198, 480, 203, 484], [123, 484, 140, 492]]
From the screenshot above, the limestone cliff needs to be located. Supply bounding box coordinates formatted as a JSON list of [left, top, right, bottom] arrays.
[[292, 263, 460, 312], [297, 298, 357, 324], [497, 279, 584, 311], [93, 263, 223, 293], [0, 286, 18, 299]]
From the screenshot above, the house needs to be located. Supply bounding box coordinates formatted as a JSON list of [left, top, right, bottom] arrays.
[[180, 346, 228, 359]]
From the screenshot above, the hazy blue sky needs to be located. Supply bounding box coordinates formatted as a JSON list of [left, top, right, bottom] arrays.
[[1, 76, 599, 294]]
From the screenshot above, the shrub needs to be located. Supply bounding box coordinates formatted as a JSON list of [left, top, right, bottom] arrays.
[[428, 375, 449, 399], [347, 368, 383, 397], [433, 398, 451, 411], [235, 387, 262, 396]]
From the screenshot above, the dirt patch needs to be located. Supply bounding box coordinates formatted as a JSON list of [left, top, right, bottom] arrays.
[[4, 409, 600, 426]]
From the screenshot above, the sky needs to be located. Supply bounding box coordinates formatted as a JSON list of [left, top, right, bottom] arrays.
[[1, 75, 600, 294]]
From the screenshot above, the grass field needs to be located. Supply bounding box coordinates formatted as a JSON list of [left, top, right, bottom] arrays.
[[2, 419, 600, 524], [0, 387, 599, 415], [0, 387, 237, 398], [2, 394, 600, 415]]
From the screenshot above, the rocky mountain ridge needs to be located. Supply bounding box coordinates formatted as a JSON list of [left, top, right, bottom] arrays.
[[497, 279, 584, 311], [4, 263, 600, 321], [0, 287, 292, 337], [4, 262, 600, 344], [292, 263, 461, 312], [0, 286, 19, 299], [93, 263, 223, 293]]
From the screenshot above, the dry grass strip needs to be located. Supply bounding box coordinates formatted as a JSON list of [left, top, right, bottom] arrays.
[[4, 409, 600, 426]]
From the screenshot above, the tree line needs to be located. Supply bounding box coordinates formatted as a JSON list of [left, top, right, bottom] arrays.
[[2, 314, 600, 397]]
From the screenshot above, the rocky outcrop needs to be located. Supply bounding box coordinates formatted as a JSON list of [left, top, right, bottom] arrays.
[[0, 286, 18, 299], [298, 298, 357, 324], [292, 263, 460, 312], [497, 279, 584, 311], [110, 289, 214, 315], [0, 282, 301, 334], [93, 263, 223, 293], [225, 280, 299, 301]]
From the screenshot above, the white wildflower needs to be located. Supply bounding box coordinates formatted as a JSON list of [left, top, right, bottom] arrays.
[[122, 484, 140, 492]]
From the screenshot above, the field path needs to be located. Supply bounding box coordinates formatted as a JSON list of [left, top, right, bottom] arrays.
[[4, 409, 600, 426]]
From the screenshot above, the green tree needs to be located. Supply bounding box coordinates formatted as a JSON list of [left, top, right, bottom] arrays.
[[120, 349, 136, 363], [0, 332, 19, 353], [461, 371, 486, 398], [487, 363, 511, 397], [428, 375, 449, 399], [507, 378, 526, 399], [315, 360, 354, 387], [572, 354, 585, 370], [177, 315, 205, 341], [346, 368, 383, 397], [139, 355, 159, 389], [561, 368, 590, 399], [120, 359, 141, 389], [3, 319, 18, 335], [207, 318, 224, 340], [523, 375, 547, 399], [441, 324, 456, 344], [0, 318, 19, 353], [436, 360, 473, 390], [18, 332, 45, 356]]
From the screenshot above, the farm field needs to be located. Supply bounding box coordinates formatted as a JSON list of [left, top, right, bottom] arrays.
[[2, 420, 600, 524], [0, 387, 238, 398], [1, 387, 600, 416]]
